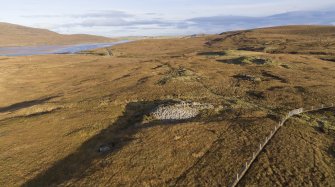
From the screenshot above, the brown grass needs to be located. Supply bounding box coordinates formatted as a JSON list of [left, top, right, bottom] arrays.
[[0, 25, 334, 186]]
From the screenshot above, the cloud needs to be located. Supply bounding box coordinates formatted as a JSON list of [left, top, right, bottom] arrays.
[[22, 10, 132, 18], [25, 8, 335, 37], [185, 9, 335, 33], [70, 10, 132, 18], [61, 18, 178, 28], [23, 9, 180, 31]]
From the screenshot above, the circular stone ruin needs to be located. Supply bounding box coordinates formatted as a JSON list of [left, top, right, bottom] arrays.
[[151, 101, 214, 121]]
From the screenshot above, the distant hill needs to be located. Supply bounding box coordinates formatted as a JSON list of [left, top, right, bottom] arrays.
[[0, 22, 114, 47], [188, 9, 335, 33]]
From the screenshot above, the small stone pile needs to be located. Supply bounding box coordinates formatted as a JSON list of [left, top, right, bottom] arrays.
[[151, 101, 214, 120]]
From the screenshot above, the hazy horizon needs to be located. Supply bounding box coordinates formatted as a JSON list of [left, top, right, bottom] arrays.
[[2, 0, 335, 37]]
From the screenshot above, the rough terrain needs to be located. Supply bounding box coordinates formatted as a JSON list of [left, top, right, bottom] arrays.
[[0, 25, 334, 186]]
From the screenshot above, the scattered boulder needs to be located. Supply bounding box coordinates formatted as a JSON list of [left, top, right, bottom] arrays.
[[99, 144, 114, 153]]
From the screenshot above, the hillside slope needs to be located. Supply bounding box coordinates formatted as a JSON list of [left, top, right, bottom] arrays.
[[0, 25, 334, 186], [0, 22, 113, 46]]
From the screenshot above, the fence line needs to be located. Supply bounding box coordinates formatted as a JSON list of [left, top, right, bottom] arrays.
[[229, 102, 335, 187]]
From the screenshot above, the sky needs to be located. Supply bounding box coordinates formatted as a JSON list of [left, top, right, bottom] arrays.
[[1, 0, 335, 37]]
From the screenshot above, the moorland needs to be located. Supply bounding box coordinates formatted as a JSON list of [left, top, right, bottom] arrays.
[[0, 25, 335, 186]]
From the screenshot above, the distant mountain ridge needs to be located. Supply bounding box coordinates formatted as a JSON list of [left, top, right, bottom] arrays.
[[188, 9, 335, 32], [0, 22, 114, 47]]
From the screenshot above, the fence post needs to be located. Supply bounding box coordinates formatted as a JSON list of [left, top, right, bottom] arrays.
[[231, 102, 334, 187]]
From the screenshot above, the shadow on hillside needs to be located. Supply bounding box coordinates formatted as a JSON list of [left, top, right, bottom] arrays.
[[23, 100, 184, 186], [0, 95, 60, 113], [22, 99, 278, 186], [197, 51, 226, 56], [216, 59, 246, 65]]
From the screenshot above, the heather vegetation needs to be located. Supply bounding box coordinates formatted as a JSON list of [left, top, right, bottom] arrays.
[[0, 25, 335, 186]]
